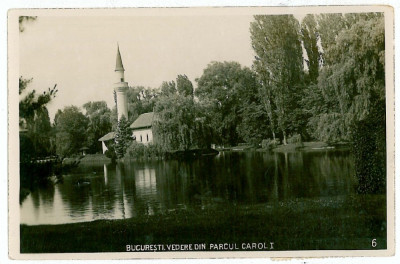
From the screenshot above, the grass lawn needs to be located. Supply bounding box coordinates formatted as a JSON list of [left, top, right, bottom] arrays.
[[20, 194, 386, 253]]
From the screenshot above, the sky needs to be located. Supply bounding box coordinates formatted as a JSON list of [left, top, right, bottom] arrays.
[[19, 13, 258, 121]]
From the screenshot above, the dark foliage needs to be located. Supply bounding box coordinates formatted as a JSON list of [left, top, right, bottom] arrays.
[[83, 101, 112, 154], [114, 116, 132, 159], [352, 102, 386, 194], [54, 106, 88, 158], [125, 142, 163, 160]]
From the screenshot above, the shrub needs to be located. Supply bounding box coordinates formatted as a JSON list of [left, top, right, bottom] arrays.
[[287, 134, 303, 149], [104, 149, 117, 162], [125, 142, 163, 160], [243, 138, 261, 147], [352, 104, 386, 194], [287, 134, 302, 144], [261, 138, 280, 150]]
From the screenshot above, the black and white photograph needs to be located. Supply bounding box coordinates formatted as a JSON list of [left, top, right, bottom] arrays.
[[7, 6, 394, 259]]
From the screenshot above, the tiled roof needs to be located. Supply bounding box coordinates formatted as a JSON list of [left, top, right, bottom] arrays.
[[130, 112, 154, 129], [98, 132, 115, 141]]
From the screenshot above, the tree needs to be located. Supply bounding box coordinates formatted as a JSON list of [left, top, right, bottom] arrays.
[[160, 81, 177, 97], [298, 13, 386, 193], [153, 94, 197, 152], [318, 13, 385, 194], [250, 15, 304, 144], [237, 102, 271, 146], [19, 77, 58, 161], [19, 77, 58, 127], [126, 86, 159, 124], [315, 13, 347, 66], [191, 101, 214, 150], [114, 116, 132, 159], [153, 73, 210, 152], [301, 14, 322, 84], [176, 74, 194, 97], [54, 106, 88, 157], [308, 13, 385, 142], [196, 61, 260, 146], [83, 101, 112, 154]]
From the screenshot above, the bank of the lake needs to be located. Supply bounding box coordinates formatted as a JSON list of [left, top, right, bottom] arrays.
[[63, 154, 112, 164], [252, 141, 351, 153], [62, 142, 344, 163], [21, 194, 386, 253]]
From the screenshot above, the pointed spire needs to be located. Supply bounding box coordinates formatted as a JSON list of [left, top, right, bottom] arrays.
[[115, 44, 125, 72]]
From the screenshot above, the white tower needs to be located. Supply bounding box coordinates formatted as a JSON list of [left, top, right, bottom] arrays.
[[114, 45, 129, 121]]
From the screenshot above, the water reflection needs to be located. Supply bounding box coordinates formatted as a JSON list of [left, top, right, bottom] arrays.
[[20, 150, 356, 225]]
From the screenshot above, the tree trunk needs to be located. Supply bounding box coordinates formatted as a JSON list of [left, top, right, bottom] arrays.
[[272, 131, 276, 141]]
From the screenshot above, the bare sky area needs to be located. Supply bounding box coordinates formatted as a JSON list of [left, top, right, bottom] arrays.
[[20, 14, 257, 121], [17, 7, 312, 121]]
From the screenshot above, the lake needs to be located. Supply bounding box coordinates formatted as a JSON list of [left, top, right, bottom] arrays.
[[20, 150, 357, 226]]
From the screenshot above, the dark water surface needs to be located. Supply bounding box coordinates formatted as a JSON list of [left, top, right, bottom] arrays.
[[21, 150, 357, 225]]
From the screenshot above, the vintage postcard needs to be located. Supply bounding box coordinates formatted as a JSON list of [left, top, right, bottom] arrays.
[[8, 6, 394, 259]]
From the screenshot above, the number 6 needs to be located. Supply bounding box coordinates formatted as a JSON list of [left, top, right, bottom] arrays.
[[372, 239, 377, 247]]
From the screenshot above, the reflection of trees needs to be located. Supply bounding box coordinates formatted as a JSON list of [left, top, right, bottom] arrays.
[[29, 188, 41, 209], [56, 176, 91, 218], [155, 160, 190, 211], [122, 162, 136, 217], [262, 153, 279, 202], [38, 184, 55, 207], [265, 150, 356, 201], [26, 185, 55, 223], [130, 162, 159, 216], [22, 150, 357, 224], [56, 163, 119, 220], [116, 160, 168, 217], [90, 163, 119, 219], [115, 163, 126, 218], [215, 152, 244, 201], [190, 152, 268, 205], [306, 151, 356, 196]]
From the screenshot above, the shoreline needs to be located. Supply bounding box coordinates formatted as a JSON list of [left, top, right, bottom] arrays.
[[220, 141, 351, 153], [63, 142, 351, 164]]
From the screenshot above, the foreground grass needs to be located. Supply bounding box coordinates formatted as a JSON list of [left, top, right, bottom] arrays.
[[20, 194, 386, 253]]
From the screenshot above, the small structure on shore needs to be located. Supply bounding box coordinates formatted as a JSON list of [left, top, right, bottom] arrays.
[[99, 132, 116, 154], [80, 147, 89, 156]]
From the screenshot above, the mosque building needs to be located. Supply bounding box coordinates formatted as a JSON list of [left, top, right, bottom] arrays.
[[99, 46, 154, 154]]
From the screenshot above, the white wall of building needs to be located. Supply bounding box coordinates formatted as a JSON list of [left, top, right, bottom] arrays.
[[132, 128, 153, 144], [114, 83, 129, 120], [101, 141, 108, 154]]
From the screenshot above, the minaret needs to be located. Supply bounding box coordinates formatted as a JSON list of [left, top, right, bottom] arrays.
[[114, 45, 129, 121]]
